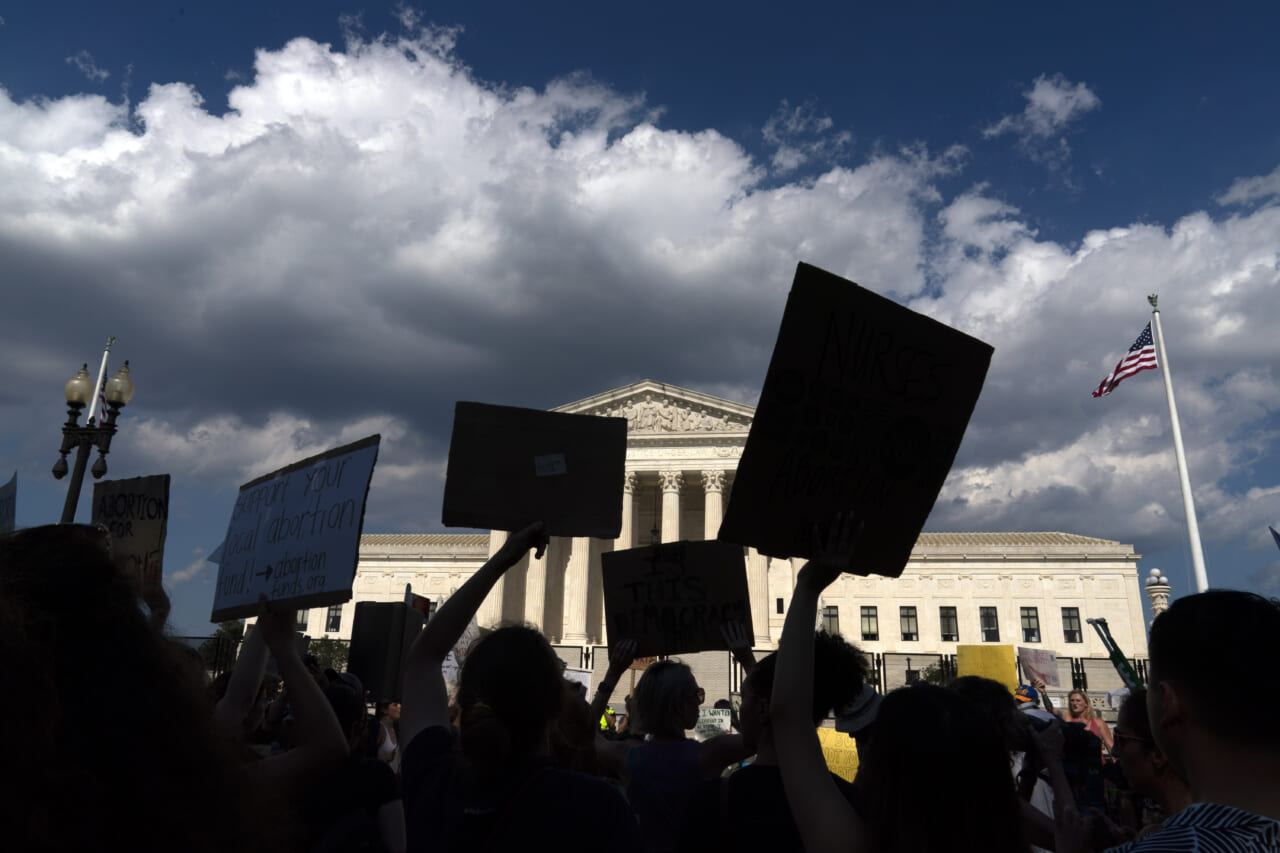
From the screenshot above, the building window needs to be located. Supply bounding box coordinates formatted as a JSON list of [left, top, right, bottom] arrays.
[[325, 604, 343, 633], [900, 606, 919, 641], [939, 606, 959, 642], [1062, 607, 1083, 643], [776, 597, 785, 615], [822, 606, 840, 635], [1021, 607, 1041, 643], [980, 607, 1000, 642], [860, 606, 879, 641], [295, 610, 309, 633]]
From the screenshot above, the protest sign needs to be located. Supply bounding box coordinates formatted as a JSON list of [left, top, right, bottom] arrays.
[[92, 475, 169, 578], [956, 644, 1018, 693], [629, 656, 657, 672], [563, 666, 593, 695], [442, 402, 627, 538], [211, 435, 380, 621], [719, 262, 994, 576], [817, 726, 860, 782], [602, 540, 752, 658], [693, 707, 732, 741], [0, 470, 15, 533], [1017, 646, 1060, 687]]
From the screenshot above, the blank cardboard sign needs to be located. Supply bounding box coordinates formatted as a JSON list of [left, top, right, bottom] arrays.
[[602, 540, 752, 658], [719, 263, 993, 576], [442, 402, 627, 539]]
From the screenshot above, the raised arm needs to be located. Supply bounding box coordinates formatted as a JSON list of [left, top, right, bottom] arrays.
[[771, 514, 875, 853], [214, 620, 267, 736], [590, 638, 636, 724], [401, 521, 548, 746], [250, 597, 348, 781]]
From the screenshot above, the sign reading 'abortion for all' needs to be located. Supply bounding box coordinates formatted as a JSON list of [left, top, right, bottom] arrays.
[[211, 435, 380, 621], [92, 474, 170, 578]]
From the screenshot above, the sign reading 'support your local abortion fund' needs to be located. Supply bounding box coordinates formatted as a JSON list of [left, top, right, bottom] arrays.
[[211, 435, 380, 622]]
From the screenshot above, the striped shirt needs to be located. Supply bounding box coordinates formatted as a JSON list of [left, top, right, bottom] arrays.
[[1107, 802, 1279, 852]]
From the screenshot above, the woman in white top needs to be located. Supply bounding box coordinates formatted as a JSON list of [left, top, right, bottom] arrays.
[[375, 700, 401, 767]]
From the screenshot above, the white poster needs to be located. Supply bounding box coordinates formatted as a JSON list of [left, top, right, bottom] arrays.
[[1017, 646, 1060, 688], [211, 435, 380, 621], [693, 707, 732, 741], [563, 666, 593, 696]]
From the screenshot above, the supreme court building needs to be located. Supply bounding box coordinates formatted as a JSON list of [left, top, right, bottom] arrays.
[[304, 380, 1149, 703]]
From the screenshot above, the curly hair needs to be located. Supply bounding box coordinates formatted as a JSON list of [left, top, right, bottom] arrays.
[[0, 525, 284, 852], [745, 630, 868, 724]]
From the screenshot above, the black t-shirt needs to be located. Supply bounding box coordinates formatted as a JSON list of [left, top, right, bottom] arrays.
[[678, 763, 863, 853], [402, 726, 642, 853]]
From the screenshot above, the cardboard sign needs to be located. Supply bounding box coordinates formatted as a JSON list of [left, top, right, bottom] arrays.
[[211, 435, 380, 621], [956, 644, 1017, 693], [442, 402, 627, 538], [719, 263, 994, 575], [1018, 646, 1060, 688], [629, 656, 657, 672], [92, 474, 170, 578], [817, 726, 860, 782], [0, 470, 14, 534], [693, 707, 732, 741], [602, 540, 753, 658]]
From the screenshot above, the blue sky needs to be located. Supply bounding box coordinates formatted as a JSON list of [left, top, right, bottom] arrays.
[[2, 2, 1278, 636]]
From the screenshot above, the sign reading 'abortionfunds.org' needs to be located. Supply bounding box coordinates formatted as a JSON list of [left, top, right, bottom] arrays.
[[211, 435, 380, 622]]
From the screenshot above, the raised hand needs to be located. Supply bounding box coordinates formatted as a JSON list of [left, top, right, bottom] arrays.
[[256, 594, 299, 656], [800, 512, 864, 591], [494, 521, 549, 565], [720, 620, 757, 669]]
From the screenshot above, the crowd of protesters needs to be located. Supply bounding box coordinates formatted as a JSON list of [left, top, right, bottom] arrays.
[[3, 517, 1277, 851]]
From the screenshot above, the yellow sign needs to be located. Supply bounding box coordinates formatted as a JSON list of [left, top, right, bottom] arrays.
[[955, 644, 1017, 693], [817, 726, 860, 782]]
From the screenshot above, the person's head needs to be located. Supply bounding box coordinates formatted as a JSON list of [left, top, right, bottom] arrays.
[[1066, 689, 1094, 720], [1113, 688, 1184, 800], [633, 660, 701, 738], [860, 684, 1028, 853], [0, 525, 286, 851], [325, 684, 368, 752], [950, 676, 1021, 752], [456, 624, 562, 774], [1146, 590, 1280, 772], [375, 700, 401, 721], [739, 631, 867, 752]]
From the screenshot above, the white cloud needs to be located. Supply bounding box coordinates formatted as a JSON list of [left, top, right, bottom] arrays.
[[1217, 164, 1280, 207], [170, 551, 208, 585], [0, 26, 1277, 574], [65, 50, 110, 83], [762, 99, 852, 173], [983, 73, 1100, 171]]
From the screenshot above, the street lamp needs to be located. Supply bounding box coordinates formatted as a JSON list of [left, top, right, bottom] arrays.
[[52, 361, 136, 523]]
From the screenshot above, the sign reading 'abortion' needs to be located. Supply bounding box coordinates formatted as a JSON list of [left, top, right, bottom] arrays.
[[211, 435, 380, 621]]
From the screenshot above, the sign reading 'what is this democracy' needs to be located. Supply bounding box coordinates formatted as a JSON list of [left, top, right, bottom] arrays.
[[602, 540, 752, 658], [211, 435, 380, 622], [719, 262, 994, 576], [92, 475, 170, 577]]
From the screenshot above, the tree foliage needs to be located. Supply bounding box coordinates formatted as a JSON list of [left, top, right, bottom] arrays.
[[198, 619, 244, 675]]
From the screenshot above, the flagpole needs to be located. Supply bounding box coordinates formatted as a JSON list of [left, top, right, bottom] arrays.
[[85, 335, 116, 426], [1147, 295, 1209, 592]]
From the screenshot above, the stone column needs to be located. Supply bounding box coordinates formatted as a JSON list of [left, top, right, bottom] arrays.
[[478, 530, 507, 628], [523, 546, 547, 632], [701, 470, 726, 540], [562, 536, 590, 643], [586, 538, 604, 644], [747, 547, 771, 647], [617, 471, 637, 551], [660, 470, 684, 543]]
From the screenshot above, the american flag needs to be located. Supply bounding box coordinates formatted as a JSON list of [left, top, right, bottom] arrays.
[[1092, 322, 1158, 397]]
